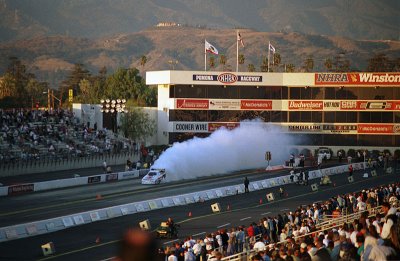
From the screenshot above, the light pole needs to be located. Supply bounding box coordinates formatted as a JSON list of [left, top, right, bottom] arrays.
[[100, 98, 127, 133], [43, 89, 62, 111]]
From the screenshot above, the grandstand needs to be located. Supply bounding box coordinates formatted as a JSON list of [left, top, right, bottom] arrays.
[[157, 181, 400, 261], [0, 109, 134, 168]]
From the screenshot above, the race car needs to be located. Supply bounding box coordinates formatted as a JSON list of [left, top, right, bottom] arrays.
[[141, 168, 166, 185]]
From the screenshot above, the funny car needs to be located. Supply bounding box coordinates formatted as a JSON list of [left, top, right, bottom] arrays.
[[141, 168, 166, 185]]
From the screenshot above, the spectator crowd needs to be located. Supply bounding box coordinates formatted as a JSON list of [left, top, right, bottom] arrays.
[[143, 182, 400, 261], [0, 108, 135, 165]]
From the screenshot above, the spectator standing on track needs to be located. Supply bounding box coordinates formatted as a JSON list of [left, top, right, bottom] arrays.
[[338, 151, 343, 163], [348, 164, 353, 177], [102, 160, 107, 173], [244, 177, 250, 193]]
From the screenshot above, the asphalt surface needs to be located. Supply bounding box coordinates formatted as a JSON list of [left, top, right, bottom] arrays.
[[0, 164, 398, 261]]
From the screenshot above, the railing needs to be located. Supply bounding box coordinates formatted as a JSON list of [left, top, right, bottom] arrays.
[[0, 152, 139, 177], [221, 205, 400, 261]]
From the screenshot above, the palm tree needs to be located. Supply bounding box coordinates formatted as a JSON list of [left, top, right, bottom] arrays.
[[140, 55, 147, 68], [247, 64, 255, 72], [286, 64, 296, 72], [238, 54, 245, 71], [260, 56, 268, 72], [209, 56, 215, 70], [303, 56, 314, 72], [219, 55, 226, 71], [273, 53, 281, 68], [324, 58, 333, 72]]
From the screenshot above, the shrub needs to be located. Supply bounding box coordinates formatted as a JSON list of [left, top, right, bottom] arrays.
[[347, 149, 356, 158]]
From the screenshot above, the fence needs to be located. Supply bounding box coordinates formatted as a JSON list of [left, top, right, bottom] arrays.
[[0, 152, 138, 177], [221, 205, 400, 261]]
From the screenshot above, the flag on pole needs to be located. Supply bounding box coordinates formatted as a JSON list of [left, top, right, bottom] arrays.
[[269, 43, 276, 53], [237, 32, 245, 47], [205, 40, 219, 55]]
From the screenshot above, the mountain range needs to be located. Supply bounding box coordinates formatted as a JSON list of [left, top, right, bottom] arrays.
[[0, 0, 399, 88]]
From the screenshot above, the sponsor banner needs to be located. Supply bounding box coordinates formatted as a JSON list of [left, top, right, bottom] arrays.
[[176, 99, 209, 109], [8, 184, 34, 196], [241, 100, 272, 110], [340, 100, 400, 111], [193, 73, 263, 84], [106, 173, 119, 182], [357, 124, 393, 134], [288, 100, 323, 110], [173, 122, 209, 133], [208, 122, 240, 132], [88, 175, 101, 184], [315, 73, 400, 86], [209, 99, 240, 110], [323, 124, 357, 133]]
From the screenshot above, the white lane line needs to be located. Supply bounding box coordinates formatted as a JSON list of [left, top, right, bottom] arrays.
[[240, 217, 252, 221], [260, 212, 271, 216], [217, 223, 231, 228], [192, 232, 206, 237], [164, 239, 180, 245], [280, 208, 290, 211]]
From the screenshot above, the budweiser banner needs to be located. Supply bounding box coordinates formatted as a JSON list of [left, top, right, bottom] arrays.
[[288, 100, 323, 110]]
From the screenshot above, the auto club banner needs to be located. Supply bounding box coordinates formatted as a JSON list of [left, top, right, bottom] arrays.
[[175, 99, 400, 111], [172, 122, 400, 135]]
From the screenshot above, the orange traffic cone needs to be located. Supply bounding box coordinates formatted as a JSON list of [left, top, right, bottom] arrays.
[[333, 183, 336, 187], [259, 198, 263, 204], [95, 236, 101, 244], [96, 194, 103, 200], [227, 204, 231, 211], [285, 193, 289, 197], [188, 211, 192, 217]]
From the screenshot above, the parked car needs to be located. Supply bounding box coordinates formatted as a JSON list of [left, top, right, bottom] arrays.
[[317, 147, 331, 160]]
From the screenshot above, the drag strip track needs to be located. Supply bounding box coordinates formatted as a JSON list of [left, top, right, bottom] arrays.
[[0, 167, 294, 227], [0, 167, 397, 261]]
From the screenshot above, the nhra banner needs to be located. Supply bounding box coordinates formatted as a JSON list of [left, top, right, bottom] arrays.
[[315, 73, 400, 86]]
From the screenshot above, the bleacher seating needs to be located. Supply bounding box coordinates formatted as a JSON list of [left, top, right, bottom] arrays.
[[0, 109, 133, 166]]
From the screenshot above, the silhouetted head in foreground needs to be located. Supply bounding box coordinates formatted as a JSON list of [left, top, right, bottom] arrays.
[[114, 228, 161, 261]]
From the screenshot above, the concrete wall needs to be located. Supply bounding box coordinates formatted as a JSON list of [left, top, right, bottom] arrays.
[[0, 153, 139, 177]]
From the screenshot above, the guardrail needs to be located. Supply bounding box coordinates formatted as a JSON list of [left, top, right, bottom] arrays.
[[0, 162, 368, 243], [0, 152, 138, 177], [0, 168, 149, 197]]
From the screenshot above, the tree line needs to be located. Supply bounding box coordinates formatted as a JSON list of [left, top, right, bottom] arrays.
[[207, 52, 400, 73], [0, 57, 157, 109]]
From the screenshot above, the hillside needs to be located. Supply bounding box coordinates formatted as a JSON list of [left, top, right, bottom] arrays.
[[0, 0, 399, 42], [0, 27, 399, 88]]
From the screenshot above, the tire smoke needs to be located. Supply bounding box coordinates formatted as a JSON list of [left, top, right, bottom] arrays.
[[152, 121, 296, 182]]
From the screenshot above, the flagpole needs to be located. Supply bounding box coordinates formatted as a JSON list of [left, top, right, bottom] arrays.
[[236, 31, 239, 72], [204, 39, 207, 71], [267, 41, 270, 72]]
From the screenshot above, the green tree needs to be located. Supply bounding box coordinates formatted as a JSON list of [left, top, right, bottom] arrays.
[[247, 64, 255, 72], [60, 63, 91, 103], [120, 107, 156, 143], [104, 67, 144, 103]]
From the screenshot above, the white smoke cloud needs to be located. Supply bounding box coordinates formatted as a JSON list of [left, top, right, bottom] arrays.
[[152, 121, 297, 182]]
